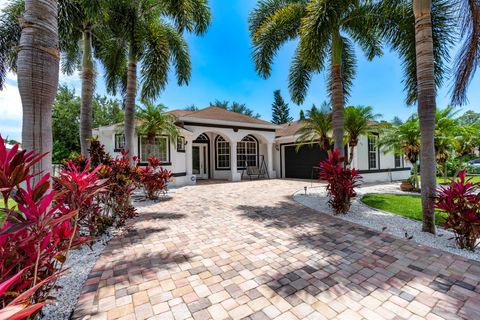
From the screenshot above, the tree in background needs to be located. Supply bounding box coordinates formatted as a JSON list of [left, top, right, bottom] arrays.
[[453, 125, 480, 176], [458, 110, 480, 125], [344, 106, 381, 166], [52, 85, 124, 163], [137, 102, 179, 156], [184, 104, 199, 111], [435, 106, 459, 183], [378, 116, 421, 190], [271, 90, 292, 124], [295, 102, 332, 152], [210, 100, 261, 118], [299, 110, 305, 120], [101, 0, 211, 162], [250, 0, 383, 156]]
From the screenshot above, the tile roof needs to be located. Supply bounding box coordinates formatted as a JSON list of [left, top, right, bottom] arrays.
[[172, 106, 274, 125], [276, 121, 304, 137]]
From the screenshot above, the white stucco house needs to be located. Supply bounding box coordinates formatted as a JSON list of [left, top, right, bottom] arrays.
[[93, 106, 411, 187]]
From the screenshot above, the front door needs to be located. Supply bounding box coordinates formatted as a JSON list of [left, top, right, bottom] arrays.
[[192, 144, 208, 179]]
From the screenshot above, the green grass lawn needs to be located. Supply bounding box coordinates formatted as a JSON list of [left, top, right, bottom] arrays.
[[0, 199, 17, 223], [436, 175, 480, 184], [361, 193, 447, 225]]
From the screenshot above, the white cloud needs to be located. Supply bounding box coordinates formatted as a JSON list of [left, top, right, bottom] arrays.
[[0, 74, 22, 122]]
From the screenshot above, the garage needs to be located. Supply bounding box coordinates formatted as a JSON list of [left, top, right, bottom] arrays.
[[284, 144, 328, 179]]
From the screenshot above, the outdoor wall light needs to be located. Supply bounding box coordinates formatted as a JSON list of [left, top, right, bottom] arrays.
[[304, 186, 307, 195]]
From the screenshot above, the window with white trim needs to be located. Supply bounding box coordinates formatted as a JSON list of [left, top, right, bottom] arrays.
[[140, 136, 169, 162], [394, 152, 402, 168], [368, 135, 378, 169], [177, 136, 186, 152], [216, 136, 230, 169], [237, 135, 258, 168], [114, 134, 125, 151]]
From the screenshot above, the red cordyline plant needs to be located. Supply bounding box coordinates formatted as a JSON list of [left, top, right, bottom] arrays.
[[138, 157, 172, 200], [0, 135, 89, 313], [54, 161, 110, 237], [435, 171, 480, 251], [319, 149, 362, 214]]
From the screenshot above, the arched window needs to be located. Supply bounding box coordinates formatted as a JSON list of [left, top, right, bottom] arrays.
[[237, 135, 258, 168], [215, 136, 230, 169], [194, 133, 209, 143]]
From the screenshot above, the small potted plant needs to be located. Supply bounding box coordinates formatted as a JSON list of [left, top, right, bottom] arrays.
[[400, 176, 416, 192]]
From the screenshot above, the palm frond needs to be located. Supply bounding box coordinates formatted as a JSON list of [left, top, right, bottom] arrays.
[[250, 1, 305, 78], [162, 24, 191, 86], [0, 0, 23, 87], [288, 48, 314, 105], [451, 0, 480, 105], [158, 0, 211, 34], [98, 33, 128, 96]]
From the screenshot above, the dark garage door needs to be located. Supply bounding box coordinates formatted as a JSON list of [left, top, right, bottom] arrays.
[[284, 144, 328, 179]]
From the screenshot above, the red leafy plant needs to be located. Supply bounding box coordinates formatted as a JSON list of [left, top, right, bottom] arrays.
[[138, 157, 172, 200], [435, 171, 480, 251], [319, 149, 362, 214], [54, 161, 110, 237], [0, 136, 89, 312]]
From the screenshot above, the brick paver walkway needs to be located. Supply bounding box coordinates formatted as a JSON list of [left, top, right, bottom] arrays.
[[74, 180, 480, 320]]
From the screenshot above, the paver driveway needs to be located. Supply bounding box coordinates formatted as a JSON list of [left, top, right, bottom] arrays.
[[74, 180, 480, 320]]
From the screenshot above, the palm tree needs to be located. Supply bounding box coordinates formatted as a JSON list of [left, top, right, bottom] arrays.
[[378, 0, 455, 234], [344, 105, 381, 166], [378, 116, 421, 190], [434, 106, 459, 183], [101, 0, 211, 162], [137, 102, 179, 157], [453, 124, 480, 177], [15, 0, 60, 178], [60, 0, 107, 158], [249, 0, 383, 156], [295, 102, 332, 152]]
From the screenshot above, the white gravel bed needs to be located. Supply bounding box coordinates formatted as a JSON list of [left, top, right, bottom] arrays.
[[293, 182, 480, 262]]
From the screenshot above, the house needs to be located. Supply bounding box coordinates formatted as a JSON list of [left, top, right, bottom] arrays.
[[93, 107, 411, 187]]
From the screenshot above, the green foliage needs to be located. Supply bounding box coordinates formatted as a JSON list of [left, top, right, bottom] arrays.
[[184, 104, 199, 111], [249, 0, 383, 105], [137, 102, 180, 143], [52, 86, 124, 163], [295, 102, 332, 151], [299, 109, 305, 120], [361, 193, 446, 225], [271, 90, 293, 124], [458, 110, 480, 125], [210, 100, 261, 118]]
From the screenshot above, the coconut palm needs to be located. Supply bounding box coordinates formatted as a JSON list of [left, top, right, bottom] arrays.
[[435, 106, 459, 183], [15, 0, 60, 178], [295, 102, 332, 152], [344, 105, 381, 166], [249, 0, 383, 156], [137, 102, 179, 157], [378, 116, 421, 190], [101, 0, 211, 162]]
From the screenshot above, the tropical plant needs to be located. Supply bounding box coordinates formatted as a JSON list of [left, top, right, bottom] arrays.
[[295, 102, 332, 152], [344, 105, 381, 166], [435, 106, 459, 183], [378, 116, 421, 190], [137, 102, 180, 157], [271, 90, 293, 124], [249, 0, 383, 155], [453, 125, 480, 176], [138, 157, 172, 200], [319, 149, 362, 214], [435, 171, 480, 251], [101, 0, 211, 162], [210, 100, 261, 118]]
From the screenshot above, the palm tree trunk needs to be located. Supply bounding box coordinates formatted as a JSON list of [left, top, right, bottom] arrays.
[[17, 0, 59, 179], [331, 31, 345, 157], [414, 0, 436, 234], [348, 144, 355, 166], [80, 29, 94, 158], [124, 49, 137, 163], [413, 163, 419, 190]]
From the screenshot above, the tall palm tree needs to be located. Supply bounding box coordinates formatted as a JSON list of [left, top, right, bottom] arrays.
[[295, 102, 332, 152], [60, 0, 107, 158], [344, 105, 381, 166], [249, 0, 383, 156], [378, 0, 455, 234], [434, 105, 459, 183], [101, 0, 211, 162], [137, 102, 179, 157], [378, 116, 421, 190], [15, 0, 60, 178]]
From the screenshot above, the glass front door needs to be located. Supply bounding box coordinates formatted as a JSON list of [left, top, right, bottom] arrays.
[[192, 144, 208, 179]]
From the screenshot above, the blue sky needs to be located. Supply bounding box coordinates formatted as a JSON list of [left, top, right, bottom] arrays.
[[1, 0, 479, 142]]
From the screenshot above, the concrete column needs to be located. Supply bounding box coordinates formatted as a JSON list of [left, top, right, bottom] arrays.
[[267, 142, 274, 178], [186, 138, 193, 176], [230, 141, 241, 181]]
